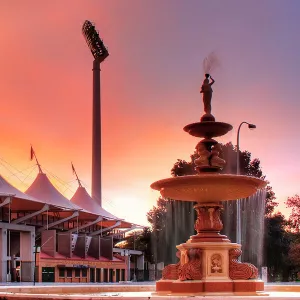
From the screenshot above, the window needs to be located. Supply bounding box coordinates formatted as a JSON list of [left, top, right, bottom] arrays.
[[82, 268, 87, 277], [66, 268, 72, 278], [59, 268, 65, 278], [75, 269, 80, 278]]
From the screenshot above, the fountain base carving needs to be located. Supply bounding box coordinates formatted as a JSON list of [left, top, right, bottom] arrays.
[[191, 202, 230, 243], [158, 241, 263, 295], [158, 201, 263, 295]]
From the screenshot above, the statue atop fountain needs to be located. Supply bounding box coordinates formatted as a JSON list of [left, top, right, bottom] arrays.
[[200, 73, 215, 119], [151, 63, 267, 295]]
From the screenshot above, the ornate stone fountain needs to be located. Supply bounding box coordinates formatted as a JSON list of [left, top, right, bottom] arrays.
[[151, 74, 267, 295]]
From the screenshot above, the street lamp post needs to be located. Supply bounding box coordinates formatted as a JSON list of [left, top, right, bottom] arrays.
[[236, 122, 256, 245], [33, 245, 40, 285]]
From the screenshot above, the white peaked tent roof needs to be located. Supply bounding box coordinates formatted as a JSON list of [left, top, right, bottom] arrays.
[[0, 175, 41, 201], [0, 174, 47, 210], [71, 186, 119, 220], [25, 172, 82, 211]]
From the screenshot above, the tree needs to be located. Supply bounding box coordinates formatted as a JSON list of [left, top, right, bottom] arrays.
[[285, 195, 300, 232], [147, 197, 169, 233], [115, 227, 154, 264], [265, 185, 277, 217], [288, 243, 300, 280], [146, 197, 171, 278], [289, 244, 300, 268], [264, 213, 291, 281]]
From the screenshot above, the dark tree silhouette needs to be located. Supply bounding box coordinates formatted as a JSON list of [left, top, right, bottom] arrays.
[[264, 213, 291, 281], [285, 195, 300, 232]]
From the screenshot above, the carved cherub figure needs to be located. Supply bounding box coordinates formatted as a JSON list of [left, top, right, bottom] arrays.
[[195, 143, 210, 166], [211, 254, 222, 273], [210, 143, 226, 168]]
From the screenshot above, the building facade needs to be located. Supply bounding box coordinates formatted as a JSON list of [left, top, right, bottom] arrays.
[[0, 169, 143, 283]]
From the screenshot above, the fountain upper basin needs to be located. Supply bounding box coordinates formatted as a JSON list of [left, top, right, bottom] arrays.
[[183, 121, 233, 138], [151, 174, 267, 202]]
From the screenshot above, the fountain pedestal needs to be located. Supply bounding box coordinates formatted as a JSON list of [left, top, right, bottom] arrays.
[[155, 201, 263, 295], [191, 202, 229, 243]]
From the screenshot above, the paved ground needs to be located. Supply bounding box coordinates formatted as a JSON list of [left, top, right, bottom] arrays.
[[0, 281, 156, 286], [1, 281, 300, 286], [0, 283, 299, 299], [0, 291, 300, 299]]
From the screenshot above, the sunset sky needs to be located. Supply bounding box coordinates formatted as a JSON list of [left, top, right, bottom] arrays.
[[0, 0, 299, 225]]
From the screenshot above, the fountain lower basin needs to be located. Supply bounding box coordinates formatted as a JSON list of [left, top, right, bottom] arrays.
[[151, 174, 267, 202]]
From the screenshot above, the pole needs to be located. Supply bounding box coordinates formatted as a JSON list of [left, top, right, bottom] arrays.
[[133, 232, 136, 281], [72, 163, 82, 187], [125, 251, 131, 281], [92, 59, 102, 206], [33, 244, 37, 286], [33, 236, 52, 285], [236, 121, 252, 245], [8, 200, 11, 282], [236, 124, 243, 176], [236, 122, 243, 245]]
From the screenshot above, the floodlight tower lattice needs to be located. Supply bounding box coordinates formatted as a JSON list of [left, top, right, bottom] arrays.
[[82, 20, 109, 206]]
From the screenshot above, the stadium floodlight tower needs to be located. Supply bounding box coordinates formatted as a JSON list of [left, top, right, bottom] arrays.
[[82, 20, 109, 206]]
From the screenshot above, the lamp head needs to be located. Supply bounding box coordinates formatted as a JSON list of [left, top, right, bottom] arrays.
[[82, 20, 109, 62], [248, 124, 256, 129]]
